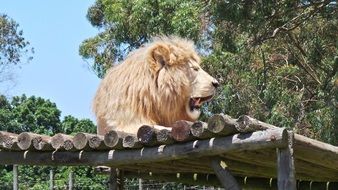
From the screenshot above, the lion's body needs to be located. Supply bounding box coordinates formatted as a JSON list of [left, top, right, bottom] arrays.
[[93, 36, 217, 135]]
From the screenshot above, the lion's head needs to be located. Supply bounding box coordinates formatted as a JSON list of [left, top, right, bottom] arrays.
[[93, 36, 218, 134]]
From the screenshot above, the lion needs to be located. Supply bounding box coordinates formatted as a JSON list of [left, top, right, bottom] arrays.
[[93, 36, 219, 135]]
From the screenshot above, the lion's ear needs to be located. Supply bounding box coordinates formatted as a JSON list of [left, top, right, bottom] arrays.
[[148, 44, 171, 72]]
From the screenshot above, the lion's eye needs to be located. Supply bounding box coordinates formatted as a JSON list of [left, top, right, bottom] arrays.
[[191, 66, 199, 71]]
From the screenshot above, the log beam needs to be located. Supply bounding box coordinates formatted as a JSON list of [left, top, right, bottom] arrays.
[[277, 131, 296, 190]]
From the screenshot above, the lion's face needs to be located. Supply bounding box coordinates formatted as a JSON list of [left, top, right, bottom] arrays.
[[185, 60, 218, 120], [149, 39, 218, 123]]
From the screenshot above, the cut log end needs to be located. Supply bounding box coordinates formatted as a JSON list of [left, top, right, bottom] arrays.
[[171, 120, 193, 142], [104, 131, 119, 147], [64, 140, 74, 151], [123, 135, 141, 148], [156, 129, 174, 144], [32, 136, 53, 151], [89, 135, 104, 149], [191, 121, 206, 137], [17, 132, 33, 150], [137, 125, 156, 145], [207, 114, 227, 133], [51, 134, 73, 150], [73, 133, 92, 150]]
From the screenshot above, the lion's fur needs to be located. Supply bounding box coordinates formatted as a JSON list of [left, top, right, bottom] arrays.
[[93, 36, 217, 134]]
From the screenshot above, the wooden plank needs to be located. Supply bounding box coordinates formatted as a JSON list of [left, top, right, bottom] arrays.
[[277, 131, 296, 190], [108, 168, 118, 190]]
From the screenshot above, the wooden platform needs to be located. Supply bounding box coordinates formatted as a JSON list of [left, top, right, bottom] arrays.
[[1, 114, 337, 189]]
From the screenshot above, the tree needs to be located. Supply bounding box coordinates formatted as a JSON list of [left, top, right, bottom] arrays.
[[81, 0, 337, 144], [0, 14, 33, 87], [0, 94, 62, 134]]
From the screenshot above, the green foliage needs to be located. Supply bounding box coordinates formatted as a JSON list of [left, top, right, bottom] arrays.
[[82, 0, 337, 145], [0, 94, 105, 189]]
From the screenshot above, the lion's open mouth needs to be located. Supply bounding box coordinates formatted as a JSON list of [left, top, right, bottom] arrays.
[[189, 95, 214, 111]]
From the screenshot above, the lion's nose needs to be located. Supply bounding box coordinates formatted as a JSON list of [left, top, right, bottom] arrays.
[[212, 79, 219, 88]]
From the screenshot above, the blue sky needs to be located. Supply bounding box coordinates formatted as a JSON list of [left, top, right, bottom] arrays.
[[0, 1, 101, 121]]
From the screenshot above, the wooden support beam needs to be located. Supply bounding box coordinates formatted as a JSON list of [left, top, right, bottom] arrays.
[[13, 164, 18, 190], [210, 158, 240, 190], [137, 125, 158, 145], [50, 169, 54, 190], [277, 131, 296, 190], [68, 170, 73, 190]]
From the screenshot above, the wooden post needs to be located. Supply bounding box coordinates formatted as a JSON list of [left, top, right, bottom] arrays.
[[277, 131, 296, 190], [108, 168, 118, 190], [68, 170, 74, 190], [50, 169, 54, 190], [13, 164, 18, 190], [210, 158, 240, 190], [138, 178, 143, 190]]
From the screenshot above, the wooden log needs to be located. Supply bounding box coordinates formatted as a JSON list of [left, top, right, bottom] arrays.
[[207, 114, 238, 135], [89, 135, 109, 150], [0, 129, 288, 168], [0, 131, 17, 145], [236, 115, 277, 132], [32, 136, 53, 151], [73, 133, 95, 150], [137, 125, 158, 145], [64, 139, 77, 151], [156, 129, 175, 144], [190, 121, 213, 139], [277, 131, 296, 190], [104, 131, 126, 149], [0, 132, 20, 150], [171, 120, 193, 142], [51, 133, 73, 150], [210, 158, 240, 190], [17, 132, 50, 150], [122, 135, 142, 148]]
